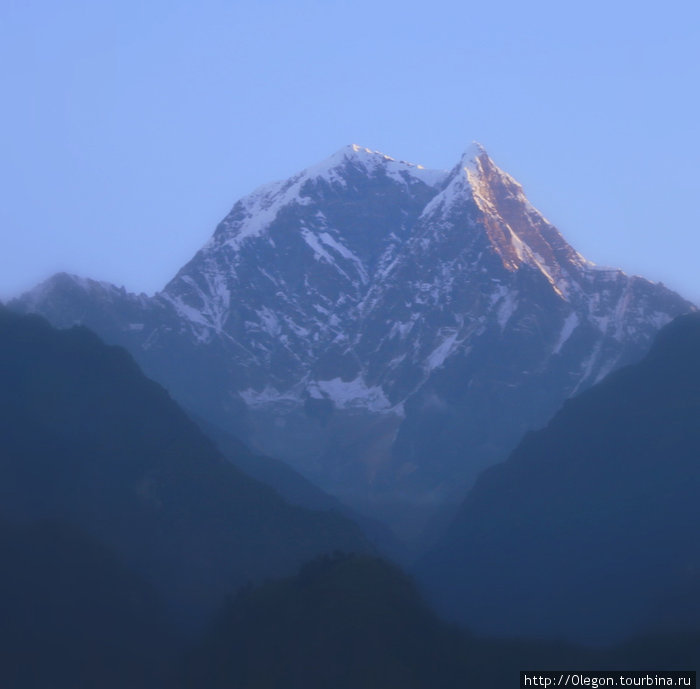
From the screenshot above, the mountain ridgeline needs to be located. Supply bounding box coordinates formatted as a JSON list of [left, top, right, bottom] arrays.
[[12, 144, 693, 538]]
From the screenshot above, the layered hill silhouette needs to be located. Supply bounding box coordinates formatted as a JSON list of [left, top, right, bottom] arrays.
[[181, 553, 700, 689], [1, 307, 697, 685], [417, 313, 700, 646], [0, 307, 370, 631]]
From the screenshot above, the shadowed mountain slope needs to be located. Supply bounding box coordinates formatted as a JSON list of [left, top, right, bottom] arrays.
[[0, 518, 175, 689], [416, 313, 700, 645], [0, 307, 370, 629]]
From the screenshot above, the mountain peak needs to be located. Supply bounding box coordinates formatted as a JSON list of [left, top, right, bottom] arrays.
[[306, 144, 444, 185], [430, 142, 496, 198], [457, 141, 489, 170], [417, 145, 588, 287], [310, 144, 398, 174], [348, 143, 396, 160]]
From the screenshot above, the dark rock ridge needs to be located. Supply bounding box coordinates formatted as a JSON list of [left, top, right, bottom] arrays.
[[12, 144, 694, 537], [416, 312, 700, 645]]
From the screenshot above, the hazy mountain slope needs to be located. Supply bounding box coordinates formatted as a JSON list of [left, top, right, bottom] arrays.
[[195, 415, 409, 562], [13, 145, 694, 537], [416, 313, 700, 645], [0, 307, 370, 628]]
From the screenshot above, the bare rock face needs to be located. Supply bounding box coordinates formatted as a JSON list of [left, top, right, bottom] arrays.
[[13, 144, 694, 538]]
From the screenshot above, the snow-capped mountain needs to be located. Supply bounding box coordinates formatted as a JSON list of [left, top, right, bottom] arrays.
[[13, 144, 694, 537]]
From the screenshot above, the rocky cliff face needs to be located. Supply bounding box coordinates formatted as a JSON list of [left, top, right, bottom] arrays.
[[13, 144, 694, 536]]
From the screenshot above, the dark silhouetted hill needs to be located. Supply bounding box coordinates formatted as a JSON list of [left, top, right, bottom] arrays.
[[0, 518, 174, 689], [180, 553, 489, 689], [0, 307, 370, 630], [180, 552, 700, 689], [417, 313, 700, 647]]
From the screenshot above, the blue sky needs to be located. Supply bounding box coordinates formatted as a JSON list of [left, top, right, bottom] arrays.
[[2, 0, 699, 301]]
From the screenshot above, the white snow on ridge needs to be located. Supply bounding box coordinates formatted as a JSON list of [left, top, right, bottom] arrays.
[[419, 162, 471, 220], [217, 180, 305, 251], [303, 144, 448, 189], [209, 145, 446, 255]]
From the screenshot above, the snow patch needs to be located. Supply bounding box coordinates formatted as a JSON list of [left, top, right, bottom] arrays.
[[311, 377, 394, 412], [553, 312, 579, 354], [495, 291, 519, 329], [426, 331, 459, 370], [255, 307, 281, 336], [318, 232, 369, 283]]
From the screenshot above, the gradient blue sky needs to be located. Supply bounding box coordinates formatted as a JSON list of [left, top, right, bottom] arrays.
[[2, 0, 699, 302]]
